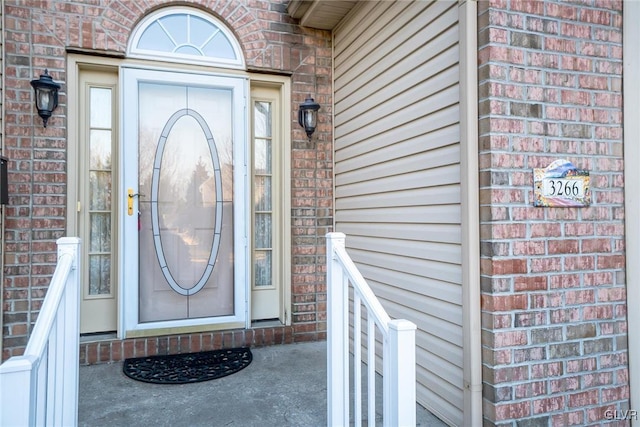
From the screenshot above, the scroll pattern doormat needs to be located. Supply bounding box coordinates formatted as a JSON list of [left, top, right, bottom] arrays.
[[123, 347, 252, 384]]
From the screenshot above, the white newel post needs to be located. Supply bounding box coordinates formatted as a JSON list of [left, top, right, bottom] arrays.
[[0, 355, 37, 426], [0, 237, 81, 427], [327, 231, 416, 426], [326, 232, 349, 426], [57, 237, 81, 427], [387, 319, 417, 427]]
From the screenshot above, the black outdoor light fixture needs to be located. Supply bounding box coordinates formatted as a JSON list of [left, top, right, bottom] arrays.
[[297, 95, 320, 140], [30, 69, 61, 128]]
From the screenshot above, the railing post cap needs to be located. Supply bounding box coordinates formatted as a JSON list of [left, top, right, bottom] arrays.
[[56, 236, 81, 245], [0, 354, 38, 373], [326, 232, 346, 240], [389, 319, 417, 331]]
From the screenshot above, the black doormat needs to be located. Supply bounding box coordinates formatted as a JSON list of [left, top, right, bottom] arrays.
[[122, 347, 252, 384]]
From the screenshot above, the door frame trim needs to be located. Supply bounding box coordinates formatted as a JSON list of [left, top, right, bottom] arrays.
[[249, 81, 292, 324], [623, 1, 640, 421], [67, 55, 292, 339], [67, 54, 124, 335]]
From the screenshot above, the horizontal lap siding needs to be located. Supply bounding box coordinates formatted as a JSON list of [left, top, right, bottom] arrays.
[[334, 1, 463, 425]]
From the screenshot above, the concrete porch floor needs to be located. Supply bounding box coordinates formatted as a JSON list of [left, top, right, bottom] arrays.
[[79, 340, 447, 427]]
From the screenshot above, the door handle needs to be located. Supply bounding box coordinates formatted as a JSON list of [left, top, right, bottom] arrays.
[[127, 188, 144, 216]]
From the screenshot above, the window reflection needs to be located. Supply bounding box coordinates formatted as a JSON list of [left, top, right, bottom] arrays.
[[138, 83, 235, 322], [87, 87, 113, 296], [253, 100, 273, 288]]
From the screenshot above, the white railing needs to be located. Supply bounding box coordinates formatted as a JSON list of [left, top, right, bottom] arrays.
[[326, 232, 417, 427], [0, 237, 81, 427]]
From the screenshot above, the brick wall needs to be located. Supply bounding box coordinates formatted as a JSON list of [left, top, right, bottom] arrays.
[[1, 0, 332, 360], [478, 1, 628, 425]]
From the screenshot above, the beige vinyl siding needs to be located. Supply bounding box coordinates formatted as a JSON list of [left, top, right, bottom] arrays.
[[334, 1, 463, 425]]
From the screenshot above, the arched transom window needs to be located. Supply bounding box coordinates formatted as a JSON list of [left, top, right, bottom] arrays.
[[128, 7, 244, 68]]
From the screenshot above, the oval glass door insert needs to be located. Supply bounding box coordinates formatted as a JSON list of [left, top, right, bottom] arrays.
[[151, 109, 223, 296]]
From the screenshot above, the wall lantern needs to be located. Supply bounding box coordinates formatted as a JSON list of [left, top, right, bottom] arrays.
[[297, 95, 320, 140], [30, 69, 61, 128]]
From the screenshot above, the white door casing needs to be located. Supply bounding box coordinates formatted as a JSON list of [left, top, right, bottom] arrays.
[[623, 1, 640, 422], [121, 67, 248, 336]]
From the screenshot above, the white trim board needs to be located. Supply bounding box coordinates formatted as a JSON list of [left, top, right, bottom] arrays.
[[623, 1, 640, 423], [459, 1, 482, 425]]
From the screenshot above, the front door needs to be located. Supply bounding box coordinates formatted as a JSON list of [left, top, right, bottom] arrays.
[[121, 68, 247, 335]]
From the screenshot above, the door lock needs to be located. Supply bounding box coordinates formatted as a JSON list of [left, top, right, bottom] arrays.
[[127, 189, 144, 216]]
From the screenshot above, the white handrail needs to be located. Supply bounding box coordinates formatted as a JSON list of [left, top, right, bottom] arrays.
[[331, 243, 391, 334], [0, 237, 81, 427], [327, 232, 417, 427], [24, 255, 73, 356]]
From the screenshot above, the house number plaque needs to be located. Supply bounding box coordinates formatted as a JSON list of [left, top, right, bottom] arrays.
[[534, 159, 591, 207]]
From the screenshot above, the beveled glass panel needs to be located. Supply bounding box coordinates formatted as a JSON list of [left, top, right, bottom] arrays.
[[254, 139, 272, 175], [254, 102, 271, 138], [88, 254, 111, 295], [176, 46, 201, 55], [157, 115, 216, 289], [190, 15, 215, 47], [89, 129, 112, 169], [138, 22, 174, 51], [90, 87, 112, 128], [254, 251, 272, 287], [254, 213, 272, 249], [89, 171, 111, 210], [254, 176, 272, 211], [252, 98, 273, 293], [202, 33, 236, 59], [89, 212, 111, 252], [160, 14, 188, 46]]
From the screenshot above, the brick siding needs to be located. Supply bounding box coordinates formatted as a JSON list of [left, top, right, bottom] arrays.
[[1, 0, 332, 360], [478, 1, 628, 425]]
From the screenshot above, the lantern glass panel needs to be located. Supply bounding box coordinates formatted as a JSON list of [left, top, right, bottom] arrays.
[[37, 87, 58, 112], [37, 89, 50, 110], [304, 110, 316, 128]]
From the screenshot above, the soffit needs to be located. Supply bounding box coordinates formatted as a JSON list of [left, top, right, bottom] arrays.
[[288, 0, 358, 30]]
